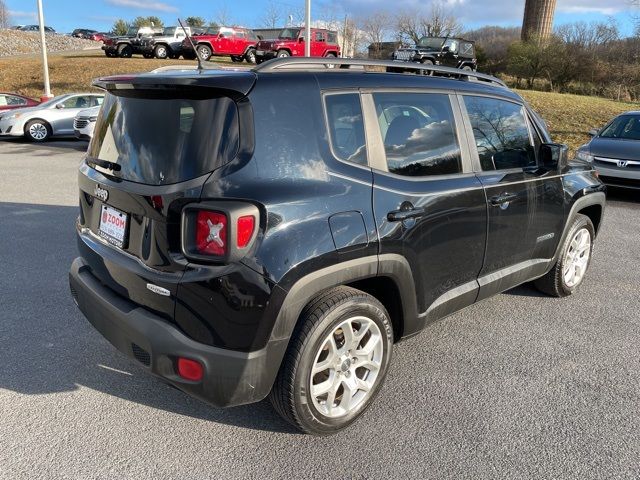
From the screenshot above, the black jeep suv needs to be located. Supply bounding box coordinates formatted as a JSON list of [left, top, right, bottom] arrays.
[[69, 58, 605, 435], [394, 36, 477, 71]]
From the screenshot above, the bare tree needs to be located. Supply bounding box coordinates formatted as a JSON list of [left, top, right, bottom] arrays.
[[338, 16, 363, 57], [260, 1, 281, 29], [396, 2, 463, 45], [0, 0, 10, 29], [360, 12, 391, 49], [214, 4, 232, 27]]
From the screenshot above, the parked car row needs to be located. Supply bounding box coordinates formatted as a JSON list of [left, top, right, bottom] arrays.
[[0, 94, 103, 142], [101, 25, 341, 63]]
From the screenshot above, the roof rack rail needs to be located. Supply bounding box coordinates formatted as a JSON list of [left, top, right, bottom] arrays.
[[253, 57, 506, 88]]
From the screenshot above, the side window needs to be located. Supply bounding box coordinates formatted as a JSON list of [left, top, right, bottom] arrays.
[[373, 92, 462, 177], [315, 31, 325, 42], [325, 93, 366, 165], [460, 42, 474, 57], [463, 96, 536, 171], [236, 31, 246, 39], [328, 32, 337, 44], [60, 96, 81, 109], [443, 39, 458, 53]]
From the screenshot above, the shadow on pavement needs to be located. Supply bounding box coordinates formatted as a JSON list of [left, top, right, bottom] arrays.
[[0, 136, 89, 153], [0, 201, 298, 435]]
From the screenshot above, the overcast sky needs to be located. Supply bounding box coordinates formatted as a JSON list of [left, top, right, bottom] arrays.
[[6, 0, 637, 35]]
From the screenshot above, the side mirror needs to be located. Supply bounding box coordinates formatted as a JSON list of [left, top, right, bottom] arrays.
[[539, 143, 568, 170], [442, 46, 450, 52], [588, 129, 598, 137], [218, 33, 224, 38], [55, 103, 64, 109], [299, 37, 304, 43]]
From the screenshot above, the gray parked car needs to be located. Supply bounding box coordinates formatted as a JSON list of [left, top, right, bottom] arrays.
[[0, 93, 104, 142], [576, 112, 640, 190]]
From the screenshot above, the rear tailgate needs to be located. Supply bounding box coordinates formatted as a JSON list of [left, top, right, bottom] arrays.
[[76, 71, 255, 322]]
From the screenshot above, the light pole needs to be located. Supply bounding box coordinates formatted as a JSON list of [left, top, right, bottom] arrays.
[[304, 0, 311, 57], [36, 0, 53, 101]]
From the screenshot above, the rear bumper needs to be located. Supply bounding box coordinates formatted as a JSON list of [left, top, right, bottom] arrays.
[[69, 257, 287, 408]]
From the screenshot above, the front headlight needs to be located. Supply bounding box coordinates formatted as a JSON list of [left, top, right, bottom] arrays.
[[6, 113, 21, 120], [576, 150, 594, 162]]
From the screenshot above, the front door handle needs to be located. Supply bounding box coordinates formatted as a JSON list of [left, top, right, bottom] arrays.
[[490, 193, 518, 206], [387, 202, 425, 222]]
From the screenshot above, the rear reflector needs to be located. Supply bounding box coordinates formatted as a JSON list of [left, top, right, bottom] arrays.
[[195, 211, 227, 256], [177, 358, 204, 381], [237, 215, 255, 248]]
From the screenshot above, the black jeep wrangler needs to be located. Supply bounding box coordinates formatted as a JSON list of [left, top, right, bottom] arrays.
[[394, 36, 477, 71], [69, 58, 605, 435]]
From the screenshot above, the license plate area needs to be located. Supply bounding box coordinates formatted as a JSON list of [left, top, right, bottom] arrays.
[[98, 204, 128, 248]]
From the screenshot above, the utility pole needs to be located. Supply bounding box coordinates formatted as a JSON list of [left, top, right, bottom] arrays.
[[36, 0, 52, 101], [305, 0, 311, 57]]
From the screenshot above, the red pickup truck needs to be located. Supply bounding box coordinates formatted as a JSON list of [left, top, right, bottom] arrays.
[[181, 26, 259, 63], [255, 27, 341, 63]]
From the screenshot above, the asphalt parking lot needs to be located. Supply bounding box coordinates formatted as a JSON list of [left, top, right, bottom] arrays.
[[0, 138, 638, 480]]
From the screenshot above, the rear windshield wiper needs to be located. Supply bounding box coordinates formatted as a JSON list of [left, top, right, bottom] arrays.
[[86, 157, 121, 172]]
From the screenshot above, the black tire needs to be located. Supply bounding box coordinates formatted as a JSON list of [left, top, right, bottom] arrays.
[[255, 57, 265, 65], [461, 65, 474, 72], [230, 55, 243, 63], [244, 48, 256, 64], [276, 49, 290, 58], [196, 44, 213, 61], [154, 44, 169, 59], [25, 119, 51, 142], [182, 52, 197, 60], [534, 214, 595, 297], [269, 286, 393, 435], [118, 44, 132, 58], [421, 59, 434, 65]]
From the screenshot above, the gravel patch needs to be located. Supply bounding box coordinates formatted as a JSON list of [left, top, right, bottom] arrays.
[[0, 29, 101, 57]]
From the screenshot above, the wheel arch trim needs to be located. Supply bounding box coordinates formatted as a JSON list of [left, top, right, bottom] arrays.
[[553, 191, 605, 263], [269, 254, 418, 344]]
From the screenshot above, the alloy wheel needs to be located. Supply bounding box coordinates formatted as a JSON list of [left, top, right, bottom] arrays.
[[563, 228, 591, 288], [309, 316, 384, 418]]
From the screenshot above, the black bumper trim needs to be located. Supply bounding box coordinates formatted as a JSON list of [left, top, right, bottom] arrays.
[[69, 257, 287, 408]]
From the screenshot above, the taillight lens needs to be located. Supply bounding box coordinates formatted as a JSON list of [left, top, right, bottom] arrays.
[[195, 211, 227, 256], [237, 215, 255, 248]]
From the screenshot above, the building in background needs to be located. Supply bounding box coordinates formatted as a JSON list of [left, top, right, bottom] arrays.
[[521, 0, 557, 41]]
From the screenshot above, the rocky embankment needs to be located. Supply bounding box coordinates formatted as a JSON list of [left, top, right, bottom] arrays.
[[0, 29, 101, 57]]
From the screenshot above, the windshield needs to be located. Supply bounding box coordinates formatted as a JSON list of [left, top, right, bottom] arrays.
[[39, 95, 69, 108], [88, 91, 240, 185], [163, 27, 176, 36], [599, 115, 640, 141], [417, 37, 445, 49], [204, 26, 219, 35], [278, 28, 300, 39], [126, 27, 137, 36]]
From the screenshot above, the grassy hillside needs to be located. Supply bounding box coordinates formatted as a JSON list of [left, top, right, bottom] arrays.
[[516, 89, 637, 153], [1, 51, 637, 154], [0, 50, 229, 98]]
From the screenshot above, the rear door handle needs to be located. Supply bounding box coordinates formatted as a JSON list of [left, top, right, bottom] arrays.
[[387, 203, 425, 222], [490, 193, 518, 206]]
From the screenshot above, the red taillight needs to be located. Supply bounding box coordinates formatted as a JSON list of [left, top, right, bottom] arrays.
[[236, 215, 255, 248], [177, 357, 204, 381], [195, 211, 227, 256]]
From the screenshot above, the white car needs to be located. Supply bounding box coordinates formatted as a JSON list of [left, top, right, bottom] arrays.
[[74, 105, 101, 140], [0, 93, 104, 142]]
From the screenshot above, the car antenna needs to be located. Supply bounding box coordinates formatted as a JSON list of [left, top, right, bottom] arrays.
[[178, 18, 203, 72]]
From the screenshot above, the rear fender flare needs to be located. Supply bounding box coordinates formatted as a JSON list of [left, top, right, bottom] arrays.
[[269, 254, 418, 344]]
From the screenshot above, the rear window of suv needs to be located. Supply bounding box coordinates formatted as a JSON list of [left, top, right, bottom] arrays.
[[88, 91, 239, 185]]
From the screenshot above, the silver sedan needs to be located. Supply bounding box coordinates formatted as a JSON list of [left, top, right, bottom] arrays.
[[0, 93, 104, 142]]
